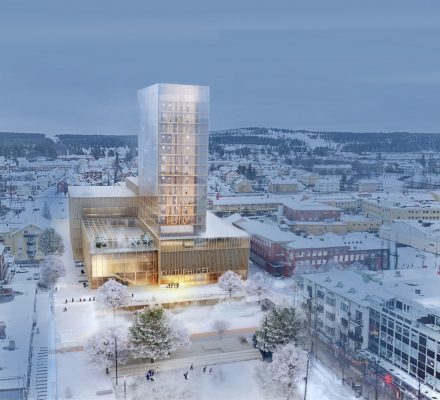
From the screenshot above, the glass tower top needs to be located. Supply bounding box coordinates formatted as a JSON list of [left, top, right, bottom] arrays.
[[138, 83, 209, 237]]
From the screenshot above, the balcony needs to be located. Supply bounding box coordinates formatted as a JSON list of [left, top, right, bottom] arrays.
[[348, 331, 363, 343], [351, 319, 364, 328]]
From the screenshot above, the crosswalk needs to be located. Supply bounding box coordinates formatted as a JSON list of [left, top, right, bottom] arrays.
[[34, 346, 49, 400]]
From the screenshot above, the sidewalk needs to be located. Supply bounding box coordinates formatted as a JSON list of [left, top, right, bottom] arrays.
[[307, 335, 397, 400], [110, 336, 261, 379]]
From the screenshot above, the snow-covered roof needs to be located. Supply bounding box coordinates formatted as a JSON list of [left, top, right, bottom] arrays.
[[364, 193, 440, 209], [68, 182, 137, 198], [282, 199, 340, 212], [304, 268, 440, 316], [231, 217, 297, 243], [270, 177, 299, 185], [202, 212, 249, 239], [0, 283, 36, 390]]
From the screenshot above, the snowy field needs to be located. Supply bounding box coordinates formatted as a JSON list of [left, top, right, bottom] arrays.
[[114, 359, 357, 400]]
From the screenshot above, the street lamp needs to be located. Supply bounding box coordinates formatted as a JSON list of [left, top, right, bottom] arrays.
[[115, 336, 118, 386]]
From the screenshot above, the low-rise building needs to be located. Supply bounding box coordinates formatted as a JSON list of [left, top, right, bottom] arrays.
[[299, 268, 440, 399], [233, 178, 253, 193], [209, 195, 280, 217], [231, 216, 389, 276], [362, 194, 440, 223], [268, 177, 299, 194], [283, 199, 341, 222], [313, 177, 341, 193], [381, 220, 440, 254], [358, 179, 381, 193], [0, 218, 49, 265]]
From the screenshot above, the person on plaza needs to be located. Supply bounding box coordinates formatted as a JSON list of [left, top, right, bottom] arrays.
[[183, 372, 188, 380]]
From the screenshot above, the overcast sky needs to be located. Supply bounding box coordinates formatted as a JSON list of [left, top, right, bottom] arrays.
[[1, 0, 440, 135]]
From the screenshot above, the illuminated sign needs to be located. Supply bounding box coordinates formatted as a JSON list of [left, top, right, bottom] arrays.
[[160, 267, 208, 277]]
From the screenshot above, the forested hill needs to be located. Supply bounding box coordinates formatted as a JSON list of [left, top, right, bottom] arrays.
[[210, 128, 440, 153], [2, 129, 440, 158], [55, 134, 137, 155], [0, 132, 56, 158]]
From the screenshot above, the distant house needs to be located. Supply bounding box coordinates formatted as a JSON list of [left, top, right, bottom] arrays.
[[222, 170, 240, 184], [233, 178, 253, 193], [313, 177, 341, 193], [268, 177, 299, 194], [57, 180, 68, 195], [358, 180, 380, 193], [0, 218, 50, 265]]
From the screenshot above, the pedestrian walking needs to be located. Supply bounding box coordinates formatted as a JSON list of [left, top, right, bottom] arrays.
[[209, 368, 213, 375], [93, 296, 95, 301], [72, 297, 74, 302], [183, 372, 188, 380], [63, 307, 67, 312], [203, 366, 207, 373], [89, 297, 91, 301], [79, 298, 82, 302], [132, 293, 134, 298], [190, 363, 193, 371], [65, 299, 67, 304]]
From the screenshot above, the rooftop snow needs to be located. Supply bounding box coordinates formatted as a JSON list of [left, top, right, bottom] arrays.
[[68, 183, 137, 198]]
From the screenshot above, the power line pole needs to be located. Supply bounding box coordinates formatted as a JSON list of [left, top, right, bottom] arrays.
[[304, 342, 313, 400]]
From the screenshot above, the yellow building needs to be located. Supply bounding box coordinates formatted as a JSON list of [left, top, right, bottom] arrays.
[[0, 221, 48, 265], [362, 196, 440, 223]]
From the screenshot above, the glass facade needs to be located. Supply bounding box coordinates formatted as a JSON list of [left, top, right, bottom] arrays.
[[69, 83, 249, 288], [369, 302, 440, 392], [138, 83, 209, 237], [158, 237, 249, 285]]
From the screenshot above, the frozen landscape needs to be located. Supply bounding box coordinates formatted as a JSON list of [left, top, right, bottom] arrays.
[[2, 2, 440, 400]]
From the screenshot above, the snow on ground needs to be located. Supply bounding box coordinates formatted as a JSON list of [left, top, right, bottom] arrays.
[[51, 213, 355, 400], [57, 352, 114, 400], [114, 359, 356, 400], [171, 300, 264, 335]]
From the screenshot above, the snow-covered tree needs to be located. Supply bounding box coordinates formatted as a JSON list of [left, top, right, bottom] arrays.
[[246, 272, 271, 302], [218, 270, 244, 299], [128, 306, 189, 362], [86, 327, 128, 374], [42, 202, 51, 220], [254, 306, 302, 354], [97, 279, 130, 312], [212, 319, 230, 340], [38, 228, 64, 256], [269, 343, 308, 395], [38, 255, 65, 289]]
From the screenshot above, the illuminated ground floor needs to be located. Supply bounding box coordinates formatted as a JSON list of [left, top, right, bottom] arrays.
[[79, 216, 250, 288]]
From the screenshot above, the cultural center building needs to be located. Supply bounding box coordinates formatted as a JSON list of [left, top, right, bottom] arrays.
[[69, 83, 249, 288]]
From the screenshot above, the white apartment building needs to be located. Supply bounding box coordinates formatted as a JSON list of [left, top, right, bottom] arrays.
[[300, 269, 440, 400]]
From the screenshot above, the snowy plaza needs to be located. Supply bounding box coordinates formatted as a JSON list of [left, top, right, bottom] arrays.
[[52, 228, 357, 400]]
